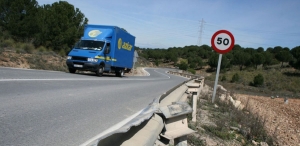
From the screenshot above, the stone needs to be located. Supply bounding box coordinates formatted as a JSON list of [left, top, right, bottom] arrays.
[[205, 137, 217, 146], [229, 96, 235, 105], [230, 126, 240, 131], [252, 140, 258, 145], [217, 85, 227, 92], [234, 100, 241, 108], [260, 142, 268, 146], [241, 139, 245, 144], [219, 94, 226, 101], [214, 104, 218, 108]]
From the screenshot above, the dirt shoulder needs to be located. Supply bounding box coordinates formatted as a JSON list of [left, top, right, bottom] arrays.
[[236, 94, 300, 145], [126, 67, 149, 76], [0, 50, 67, 71], [186, 81, 300, 146]]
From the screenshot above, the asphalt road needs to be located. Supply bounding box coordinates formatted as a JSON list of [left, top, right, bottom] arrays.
[[0, 67, 187, 146]]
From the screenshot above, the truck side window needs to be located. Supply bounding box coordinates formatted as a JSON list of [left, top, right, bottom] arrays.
[[105, 43, 111, 54], [74, 41, 80, 48]]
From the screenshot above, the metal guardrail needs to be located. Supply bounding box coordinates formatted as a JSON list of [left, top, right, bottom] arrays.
[[168, 71, 204, 80], [81, 71, 205, 146]]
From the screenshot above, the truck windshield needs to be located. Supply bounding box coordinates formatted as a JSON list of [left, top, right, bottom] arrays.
[[75, 40, 105, 50]]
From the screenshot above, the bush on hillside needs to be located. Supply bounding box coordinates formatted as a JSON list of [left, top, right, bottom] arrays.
[[188, 68, 196, 74], [221, 75, 227, 81], [253, 74, 264, 87], [0, 39, 15, 48], [178, 61, 188, 71], [22, 43, 35, 54], [231, 73, 240, 83], [38, 46, 47, 52]]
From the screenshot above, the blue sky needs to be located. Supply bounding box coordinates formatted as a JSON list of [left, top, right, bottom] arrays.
[[37, 0, 300, 49]]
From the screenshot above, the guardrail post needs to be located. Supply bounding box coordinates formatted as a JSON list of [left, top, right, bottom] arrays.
[[186, 82, 200, 123], [192, 92, 197, 122], [159, 102, 194, 146]]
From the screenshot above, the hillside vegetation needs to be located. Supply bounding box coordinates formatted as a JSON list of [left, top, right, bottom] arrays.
[[137, 45, 300, 97], [0, 0, 88, 55]]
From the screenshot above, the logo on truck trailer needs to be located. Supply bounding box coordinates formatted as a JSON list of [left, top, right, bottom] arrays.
[[118, 38, 122, 49], [118, 38, 133, 51], [88, 30, 102, 38]]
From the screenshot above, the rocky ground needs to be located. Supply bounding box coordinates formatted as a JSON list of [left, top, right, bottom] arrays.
[[0, 50, 67, 71], [235, 94, 300, 146], [127, 67, 149, 76], [187, 83, 300, 146]]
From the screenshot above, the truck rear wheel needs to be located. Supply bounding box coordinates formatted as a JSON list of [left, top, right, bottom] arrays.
[[69, 68, 76, 73], [96, 65, 104, 77], [116, 69, 124, 77]]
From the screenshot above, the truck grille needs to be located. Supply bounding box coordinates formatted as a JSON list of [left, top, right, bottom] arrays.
[[72, 56, 87, 61]]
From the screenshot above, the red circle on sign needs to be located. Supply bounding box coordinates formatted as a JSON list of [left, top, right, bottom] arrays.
[[211, 30, 235, 54]]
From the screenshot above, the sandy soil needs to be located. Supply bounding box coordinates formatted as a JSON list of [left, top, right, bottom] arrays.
[[126, 67, 149, 76], [235, 94, 300, 146]]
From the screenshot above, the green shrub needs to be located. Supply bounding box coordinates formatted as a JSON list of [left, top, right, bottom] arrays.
[[178, 61, 188, 70], [37, 46, 47, 52], [188, 68, 196, 74], [15, 42, 23, 49], [22, 43, 35, 54], [231, 73, 240, 83], [59, 49, 67, 57], [202, 125, 235, 140], [16, 49, 21, 53], [221, 75, 226, 81], [253, 73, 264, 86], [0, 47, 4, 54], [155, 60, 159, 66], [0, 39, 15, 48], [187, 135, 205, 146], [0, 30, 11, 40]]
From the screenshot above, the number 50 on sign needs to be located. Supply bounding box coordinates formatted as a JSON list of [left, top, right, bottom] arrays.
[[211, 30, 235, 54]]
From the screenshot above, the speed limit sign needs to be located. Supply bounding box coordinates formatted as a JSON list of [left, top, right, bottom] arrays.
[[211, 30, 235, 54], [211, 30, 235, 103]]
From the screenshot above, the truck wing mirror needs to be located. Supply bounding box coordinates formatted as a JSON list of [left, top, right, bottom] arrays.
[[104, 45, 110, 54]]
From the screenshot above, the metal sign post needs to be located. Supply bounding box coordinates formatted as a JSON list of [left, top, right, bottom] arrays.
[[212, 54, 222, 103]]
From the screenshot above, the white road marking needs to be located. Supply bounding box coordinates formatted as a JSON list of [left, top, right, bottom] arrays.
[[0, 67, 63, 73], [0, 68, 174, 82], [0, 78, 167, 82], [154, 69, 170, 79], [142, 68, 150, 76], [80, 109, 144, 146]]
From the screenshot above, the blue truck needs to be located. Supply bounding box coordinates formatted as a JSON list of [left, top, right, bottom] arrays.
[[66, 25, 135, 77]]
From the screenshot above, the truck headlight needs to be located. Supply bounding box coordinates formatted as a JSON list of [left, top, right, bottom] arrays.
[[87, 58, 98, 62], [67, 56, 72, 60]]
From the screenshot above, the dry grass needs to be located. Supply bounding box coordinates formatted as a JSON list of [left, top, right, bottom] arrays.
[[206, 68, 300, 98], [187, 90, 275, 145], [0, 48, 68, 72]]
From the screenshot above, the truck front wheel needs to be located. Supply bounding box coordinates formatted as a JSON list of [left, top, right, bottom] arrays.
[[69, 68, 76, 73], [96, 65, 104, 77]]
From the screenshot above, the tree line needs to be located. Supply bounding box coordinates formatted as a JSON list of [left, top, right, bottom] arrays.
[[0, 0, 88, 54], [137, 45, 300, 71]]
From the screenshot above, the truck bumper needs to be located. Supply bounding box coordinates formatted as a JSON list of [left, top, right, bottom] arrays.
[[66, 60, 98, 71]]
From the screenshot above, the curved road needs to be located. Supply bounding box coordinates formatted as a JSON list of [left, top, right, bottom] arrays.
[[0, 67, 187, 146]]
